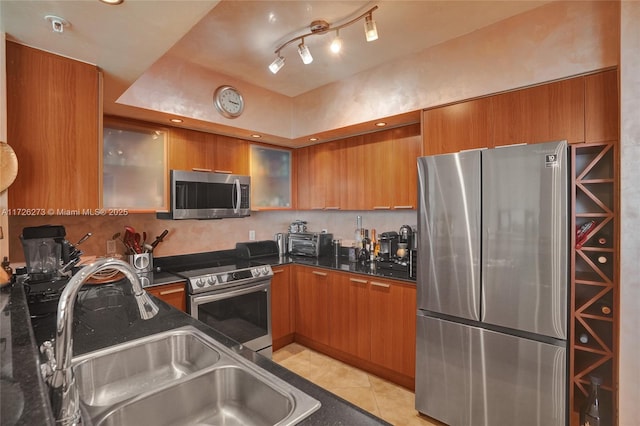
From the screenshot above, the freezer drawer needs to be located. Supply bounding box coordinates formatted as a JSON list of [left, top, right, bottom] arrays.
[[416, 314, 566, 426], [417, 152, 481, 321], [481, 141, 568, 339]]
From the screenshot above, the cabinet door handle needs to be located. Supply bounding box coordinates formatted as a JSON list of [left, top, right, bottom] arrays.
[[273, 269, 284, 274], [213, 169, 233, 174], [349, 278, 368, 284], [393, 205, 414, 210], [159, 288, 185, 295], [370, 281, 390, 288], [373, 206, 391, 210], [191, 167, 212, 172], [324, 206, 341, 210], [311, 206, 325, 210], [312, 271, 328, 277]]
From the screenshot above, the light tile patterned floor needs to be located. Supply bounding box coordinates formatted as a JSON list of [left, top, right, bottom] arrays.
[[273, 343, 441, 426]]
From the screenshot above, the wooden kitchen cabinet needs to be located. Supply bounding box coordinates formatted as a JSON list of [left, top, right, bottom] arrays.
[[584, 69, 618, 144], [492, 77, 585, 146], [146, 282, 187, 312], [296, 124, 421, 211], [7, 42, 100, 211], [271, 265, 294, 350], [168, 128, 249, 175], [369, 277, 416, 381], [423, 96, 494, 155], [293, 266, 331, 345], [328, 272, 371, 360]]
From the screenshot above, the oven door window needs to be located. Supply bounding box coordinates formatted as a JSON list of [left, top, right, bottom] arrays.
[[195, 287, 269, 344]]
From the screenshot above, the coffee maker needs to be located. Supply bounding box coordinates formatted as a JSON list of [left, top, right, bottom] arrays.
[[378, 231, 399, 261]]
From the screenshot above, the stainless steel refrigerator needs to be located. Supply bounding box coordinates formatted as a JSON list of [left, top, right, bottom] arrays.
[[415, 141, 568, 426]]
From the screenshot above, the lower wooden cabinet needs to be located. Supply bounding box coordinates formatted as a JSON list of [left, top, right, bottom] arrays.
[[368, 277, 416, 379], [271, 265, 295, 350], [292, 265, 416, 389], [146, 282, 186, 312], [294, 267, 331, 345]]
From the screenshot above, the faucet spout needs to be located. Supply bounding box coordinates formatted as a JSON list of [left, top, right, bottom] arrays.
[[43, 257, 159, 425]]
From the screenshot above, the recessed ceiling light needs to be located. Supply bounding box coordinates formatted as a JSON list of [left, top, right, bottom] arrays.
[[251, 134, 261, 138], [375, 122, 387, 127], [170, 118, 183, 123], [309, 137, 318, 142], [99, 0, 124, 5]]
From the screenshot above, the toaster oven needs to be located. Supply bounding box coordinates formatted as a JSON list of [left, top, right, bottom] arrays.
[[288, 232, 333, 257]]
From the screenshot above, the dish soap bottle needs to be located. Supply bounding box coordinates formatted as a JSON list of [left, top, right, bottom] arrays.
[[580, 375, 603, 426]]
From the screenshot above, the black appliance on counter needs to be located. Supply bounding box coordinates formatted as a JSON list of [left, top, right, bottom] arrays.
[[378, 231, 398, 261]]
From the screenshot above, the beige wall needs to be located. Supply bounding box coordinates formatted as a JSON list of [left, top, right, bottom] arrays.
[[619, 1, 640, 423], [293, 0, 618, 137]]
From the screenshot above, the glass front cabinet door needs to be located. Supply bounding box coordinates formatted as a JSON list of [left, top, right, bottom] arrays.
[[250, 145, 292, 209], [103, 120, 167, 211]]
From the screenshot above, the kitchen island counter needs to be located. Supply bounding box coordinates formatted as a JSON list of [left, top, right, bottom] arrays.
[[0, 280, 390, 426]]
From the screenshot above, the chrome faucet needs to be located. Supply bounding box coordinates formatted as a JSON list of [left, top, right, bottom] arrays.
[[40, 258, 159, 425]]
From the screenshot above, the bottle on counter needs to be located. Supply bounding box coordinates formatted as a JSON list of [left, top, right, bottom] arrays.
[[354, 216, 363, 247], [580, 376, 603, 426]]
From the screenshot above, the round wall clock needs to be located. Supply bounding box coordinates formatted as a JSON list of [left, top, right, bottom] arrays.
[[213, 85, 244, 118]]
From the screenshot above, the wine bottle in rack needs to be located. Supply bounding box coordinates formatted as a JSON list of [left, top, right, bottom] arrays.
[[580, 376, 603, 426], [579, 333, 589, 344]]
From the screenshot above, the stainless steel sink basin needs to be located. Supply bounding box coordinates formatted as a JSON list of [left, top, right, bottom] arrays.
[[72, 326, 321, 426], [74, 331, 221, 408], [97, 366, 296, 426]]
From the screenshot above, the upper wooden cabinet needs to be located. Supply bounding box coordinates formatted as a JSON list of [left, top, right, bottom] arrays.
[[584, 69, 619, 143], [423, 97, 494, 155], [168, 128, 249, 175], [296, 124, 421, 211], [422, 72, 614, 155], [492, 77, 585, 146], [6, 42, 100, 210]]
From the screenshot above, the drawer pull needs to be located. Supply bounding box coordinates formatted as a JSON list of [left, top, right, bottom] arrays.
[[393, 205, 414, 210], [349, 278, 368, 284], [273, 269, 284, 274], [213, 170, 233, 174], [159, 288, 184, 296], [372, 206, 391, 210], [324, 206, 341, 210], [312, 271, 328, 277], [370, 281, 390, 288]]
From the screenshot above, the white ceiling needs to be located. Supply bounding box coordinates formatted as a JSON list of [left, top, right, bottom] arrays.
[[1, 0, 552, 133]]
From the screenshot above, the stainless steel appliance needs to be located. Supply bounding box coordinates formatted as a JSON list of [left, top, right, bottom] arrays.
[[183, 260, 274, 357], [378, 231, 398, 261], [288, 232, 333, 257], [415, 141, 569, 426], [158, 170, 250, 220]]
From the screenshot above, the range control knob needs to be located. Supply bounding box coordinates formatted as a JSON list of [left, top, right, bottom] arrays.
[[207, 276, 217, 285], [194, 278, 205, 288]]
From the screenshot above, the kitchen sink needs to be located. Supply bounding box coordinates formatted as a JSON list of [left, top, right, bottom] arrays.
[[72, 326, 321, 426], [74, 330, 221, 408], [96, 366, 297, 426]]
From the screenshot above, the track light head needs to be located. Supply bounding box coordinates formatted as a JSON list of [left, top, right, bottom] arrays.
[[330, 30, 342, 54], [269, 55, 285, 74], [364, 13, 378, 42], [298, 40, 313, 64]]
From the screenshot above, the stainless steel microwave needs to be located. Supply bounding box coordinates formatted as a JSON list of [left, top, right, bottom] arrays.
[[157, 170, 250, 220]]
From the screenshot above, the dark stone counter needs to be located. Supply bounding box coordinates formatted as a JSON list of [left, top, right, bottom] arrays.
[[1, 278, 390, 426]]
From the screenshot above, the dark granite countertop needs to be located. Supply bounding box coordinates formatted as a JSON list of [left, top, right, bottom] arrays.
[[258, 254, 416, 284], [1, 278, 390, 425]]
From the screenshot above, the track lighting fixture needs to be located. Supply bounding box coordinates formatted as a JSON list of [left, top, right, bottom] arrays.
[[268, 5, 379, 74], [330, 29, 343, 54], [298, 39, 314, 64]]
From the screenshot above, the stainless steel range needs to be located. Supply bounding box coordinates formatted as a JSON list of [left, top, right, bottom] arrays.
[[180, 260, 274, 358]]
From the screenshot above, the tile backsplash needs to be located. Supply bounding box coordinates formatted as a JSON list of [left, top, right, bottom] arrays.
[[8, 210, 416, 262]]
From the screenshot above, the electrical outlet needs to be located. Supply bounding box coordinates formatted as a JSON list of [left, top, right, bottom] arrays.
[[249, 230, 256, 241], [106, 239, 116, 255]]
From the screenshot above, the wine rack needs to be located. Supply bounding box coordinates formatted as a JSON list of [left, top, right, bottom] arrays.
[[571, 142, 618, 425]]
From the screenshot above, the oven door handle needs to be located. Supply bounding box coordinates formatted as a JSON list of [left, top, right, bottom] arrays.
[[191, 280, 270, 304]]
